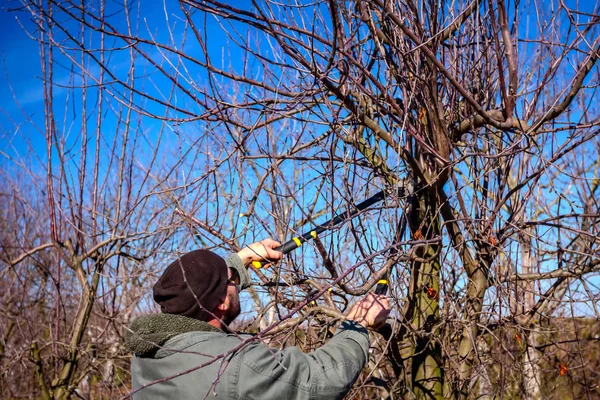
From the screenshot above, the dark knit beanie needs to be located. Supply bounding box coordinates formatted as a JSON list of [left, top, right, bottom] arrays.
[[153, 250, 228, 321]]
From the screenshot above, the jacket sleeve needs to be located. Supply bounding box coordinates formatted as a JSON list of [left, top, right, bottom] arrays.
[[225, 253, 251, 291], [235, 320, 370, 400]]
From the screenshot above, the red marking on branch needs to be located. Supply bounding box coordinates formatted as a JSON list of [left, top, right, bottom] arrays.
[[559, 364, 568, 377], [426, 287, 438, 300]]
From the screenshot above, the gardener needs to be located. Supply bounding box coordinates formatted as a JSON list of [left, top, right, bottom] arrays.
[[126, 238, 390, 399]]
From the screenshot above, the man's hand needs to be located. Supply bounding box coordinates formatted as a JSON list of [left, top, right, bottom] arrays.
[[237, 239, 283, 267], [346, 294, 390, 329]]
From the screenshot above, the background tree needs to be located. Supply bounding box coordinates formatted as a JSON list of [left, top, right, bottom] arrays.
[[1, 0, 599, 399]]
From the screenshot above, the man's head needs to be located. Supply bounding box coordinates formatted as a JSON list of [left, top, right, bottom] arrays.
[[153, 250, 241, 327]]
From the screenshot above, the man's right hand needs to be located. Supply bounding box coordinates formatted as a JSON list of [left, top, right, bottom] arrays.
[[237, 238, 283, 267], [346, 293, 390, 329]]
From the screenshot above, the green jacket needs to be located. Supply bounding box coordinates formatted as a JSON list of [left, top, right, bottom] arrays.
[[126, 254, 370, 400]]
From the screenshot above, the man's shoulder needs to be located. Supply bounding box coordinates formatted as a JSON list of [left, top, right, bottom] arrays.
[[156, 330, 255, 356]]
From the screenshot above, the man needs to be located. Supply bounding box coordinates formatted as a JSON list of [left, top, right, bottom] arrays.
[[126, 239, 390, 399]]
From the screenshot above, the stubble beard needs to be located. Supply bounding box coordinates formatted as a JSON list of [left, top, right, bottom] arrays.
[[223, 291, 241, 325]]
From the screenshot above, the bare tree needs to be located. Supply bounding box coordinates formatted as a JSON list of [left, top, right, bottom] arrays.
[[2, 0, 599, 399]]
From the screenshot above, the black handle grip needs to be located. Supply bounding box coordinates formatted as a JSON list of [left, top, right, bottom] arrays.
[[250, 184, 411, 269], [277, 241, 300, 254], [375, 281, 388, 295]]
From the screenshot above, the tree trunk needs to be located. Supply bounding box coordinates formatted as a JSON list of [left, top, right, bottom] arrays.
[[522, 331, 542, 400], [410, 192, 443, 399], [474, 337, 494, 400], [520, 227, 542, 400], [456, 270, 488, 399]]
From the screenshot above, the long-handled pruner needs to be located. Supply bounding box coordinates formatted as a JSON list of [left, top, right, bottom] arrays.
[[252, 182, 411, 294]]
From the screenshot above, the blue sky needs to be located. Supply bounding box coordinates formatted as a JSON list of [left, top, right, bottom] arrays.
[[1, 0, 595, 145], [0, 0, 241, 162], [0, 0, 598, 318], [1, 0, 595, 141], [0, 11, 39, 106], [1, 2, 43, 157]]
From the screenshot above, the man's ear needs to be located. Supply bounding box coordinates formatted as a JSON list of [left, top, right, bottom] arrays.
[[216, 299, 228, 311]]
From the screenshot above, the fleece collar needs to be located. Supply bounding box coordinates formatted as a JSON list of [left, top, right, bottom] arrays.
[[125, 313, 223, 357]]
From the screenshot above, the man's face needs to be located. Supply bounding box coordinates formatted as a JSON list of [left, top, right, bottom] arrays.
[[223, 268, 241, 324]]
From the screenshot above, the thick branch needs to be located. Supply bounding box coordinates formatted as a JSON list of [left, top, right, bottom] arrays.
[[497, 0, 518, 117], [440, 0, 484, 41], [30, 342, 51, 400], [6, 242, 54, 268], [451, 109, 530, 140]]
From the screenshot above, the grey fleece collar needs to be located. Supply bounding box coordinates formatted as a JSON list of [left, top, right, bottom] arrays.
[[125, 313, 223, 357]]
